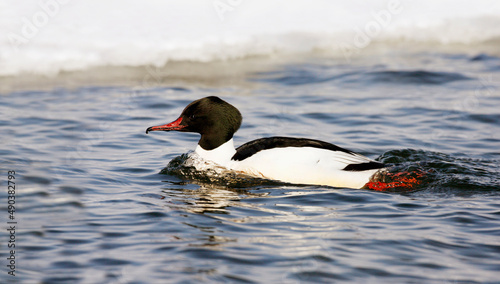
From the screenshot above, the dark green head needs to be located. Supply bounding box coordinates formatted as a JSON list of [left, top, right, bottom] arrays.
[[146, 96, 242, 150]]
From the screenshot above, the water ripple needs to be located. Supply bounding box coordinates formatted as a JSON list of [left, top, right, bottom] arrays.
[[4, 52, 500, 283]]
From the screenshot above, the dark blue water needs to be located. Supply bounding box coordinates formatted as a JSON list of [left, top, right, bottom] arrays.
[[1, 52, 500, 283]]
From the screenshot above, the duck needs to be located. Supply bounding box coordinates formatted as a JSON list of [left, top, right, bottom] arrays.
[[146, 96, 386, 189]]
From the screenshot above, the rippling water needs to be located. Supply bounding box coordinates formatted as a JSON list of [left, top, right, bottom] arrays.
[[1, 52, 500, 283]]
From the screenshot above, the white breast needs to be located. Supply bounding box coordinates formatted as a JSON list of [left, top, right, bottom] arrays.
[[195, 139, 236, 166]]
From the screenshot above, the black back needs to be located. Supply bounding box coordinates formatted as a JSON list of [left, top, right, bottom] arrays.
[[232, 137, 385, 172]]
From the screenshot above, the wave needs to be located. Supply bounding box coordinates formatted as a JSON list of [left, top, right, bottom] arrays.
[[161, 153, 285, 188], [1, 0, 500, 77], [255, 68, 473, 86], [378, 149, 500, 195]]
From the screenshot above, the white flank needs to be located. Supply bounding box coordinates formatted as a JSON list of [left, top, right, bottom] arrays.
[[195, 141, 383, 189], [228, 147, 381, 189]]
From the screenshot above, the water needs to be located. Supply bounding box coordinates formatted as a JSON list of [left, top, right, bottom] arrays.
[[1, 49, 499, 283]]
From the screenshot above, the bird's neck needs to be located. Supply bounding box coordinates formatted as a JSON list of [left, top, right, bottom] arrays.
[[198, 129, 234, 151], [195, 138, 236, 166]]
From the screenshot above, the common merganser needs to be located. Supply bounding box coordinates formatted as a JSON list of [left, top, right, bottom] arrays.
[[146, 96, 386, 189]]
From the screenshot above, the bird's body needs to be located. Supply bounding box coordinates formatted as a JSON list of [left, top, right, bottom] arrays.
[[146, 96, 386, 189]]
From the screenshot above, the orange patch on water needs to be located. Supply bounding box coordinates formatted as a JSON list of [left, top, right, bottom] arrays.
[[365, 170, 427, 191]]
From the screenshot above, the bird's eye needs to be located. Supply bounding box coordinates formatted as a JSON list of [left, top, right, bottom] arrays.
[[189, 115, 196, 119]]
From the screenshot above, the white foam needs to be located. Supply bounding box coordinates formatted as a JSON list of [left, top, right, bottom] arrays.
[[1, 0, 500, 76]]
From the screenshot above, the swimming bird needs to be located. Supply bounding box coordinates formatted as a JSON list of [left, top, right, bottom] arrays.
[[146, 96, 386, 189]]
